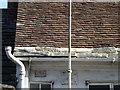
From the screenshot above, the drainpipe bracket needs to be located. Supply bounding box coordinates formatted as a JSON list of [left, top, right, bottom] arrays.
[[67, 69, 72, 73]]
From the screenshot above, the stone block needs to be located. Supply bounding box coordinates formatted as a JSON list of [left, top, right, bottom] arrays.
[[0, 84, 15, 90]]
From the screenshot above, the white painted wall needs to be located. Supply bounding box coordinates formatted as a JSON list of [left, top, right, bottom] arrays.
[[26, 61, 118, 88]]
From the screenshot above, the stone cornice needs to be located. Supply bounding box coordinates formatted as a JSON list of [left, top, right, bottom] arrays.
[[14, 47, 119, 58]]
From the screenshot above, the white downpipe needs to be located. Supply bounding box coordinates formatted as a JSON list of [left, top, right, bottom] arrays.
[[5, 46, 25, 89], [68, 0, 72, 89]]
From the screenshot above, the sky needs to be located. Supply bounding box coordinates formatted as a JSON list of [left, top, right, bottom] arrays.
[[0, 0, 8, 9]]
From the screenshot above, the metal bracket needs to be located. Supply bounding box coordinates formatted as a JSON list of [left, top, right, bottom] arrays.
[[67, 69, 72, 73]]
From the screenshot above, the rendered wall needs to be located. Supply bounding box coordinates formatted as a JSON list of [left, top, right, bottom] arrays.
[[28, 61, 118, 88]]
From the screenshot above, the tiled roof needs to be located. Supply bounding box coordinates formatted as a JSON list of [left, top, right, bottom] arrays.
[[15, 2, 119, 48]]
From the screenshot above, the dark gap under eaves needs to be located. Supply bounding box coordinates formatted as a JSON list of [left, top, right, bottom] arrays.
[[16, 56, 77, 58]]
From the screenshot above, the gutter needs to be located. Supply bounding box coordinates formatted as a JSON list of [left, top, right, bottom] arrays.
[[16, 57, 119, 62], [5, 46, 25, 89]]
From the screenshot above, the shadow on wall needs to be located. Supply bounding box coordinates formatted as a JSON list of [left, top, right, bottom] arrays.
[[2, 2, 18, 87], [118, 51, 120, 82]]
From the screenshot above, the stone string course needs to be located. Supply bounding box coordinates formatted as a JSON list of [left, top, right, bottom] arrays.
[[14, 47, 119, 58]]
